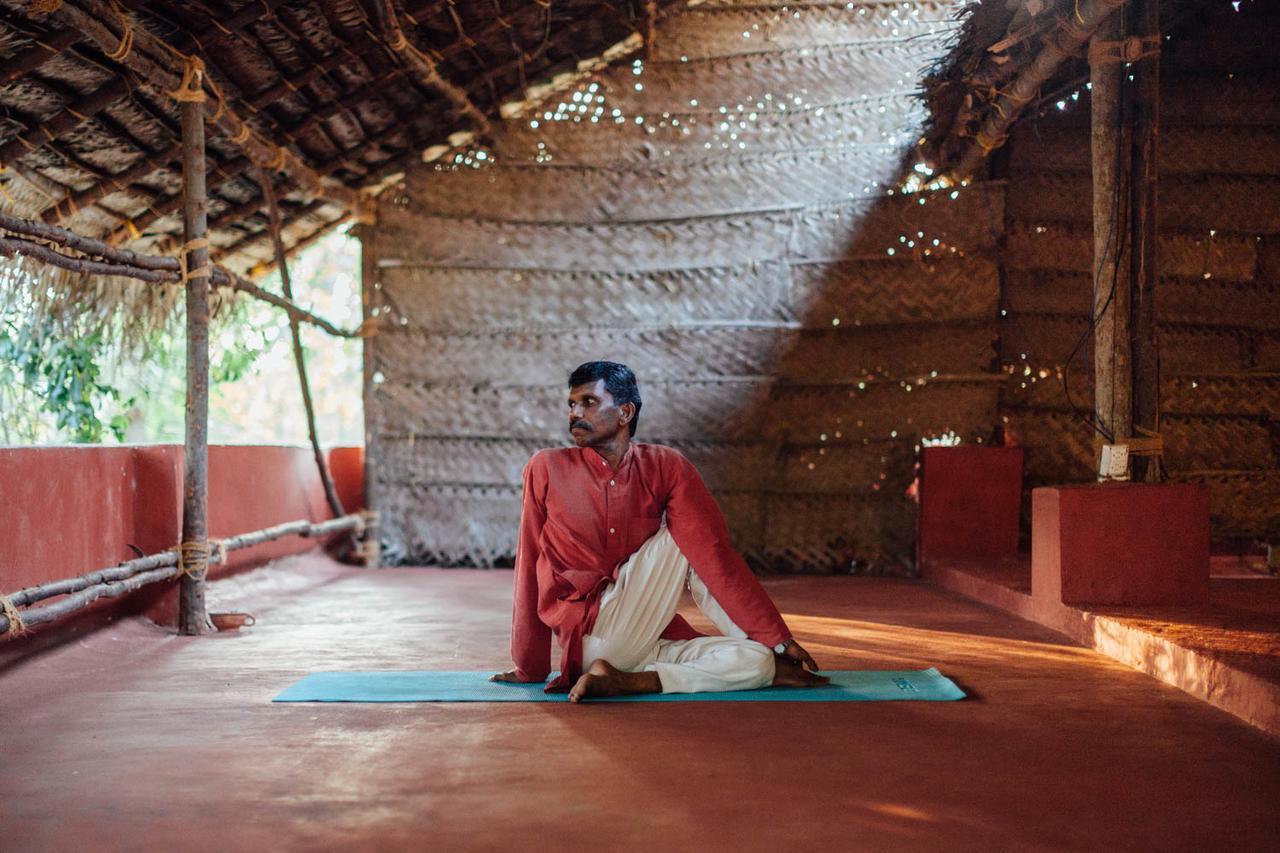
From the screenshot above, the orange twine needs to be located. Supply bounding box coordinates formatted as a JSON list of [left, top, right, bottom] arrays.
[[0, 594, 26, 637], [167, 56, 207, 103], [178, 236, 212, 283]]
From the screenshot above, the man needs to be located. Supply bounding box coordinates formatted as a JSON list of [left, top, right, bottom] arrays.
[[492, 361, 827, 702]]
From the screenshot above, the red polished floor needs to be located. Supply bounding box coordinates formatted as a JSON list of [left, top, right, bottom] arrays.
[[2, 555, 1277, 852]]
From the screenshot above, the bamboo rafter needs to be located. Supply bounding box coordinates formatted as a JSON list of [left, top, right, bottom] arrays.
[[43, 0, 362, 213]]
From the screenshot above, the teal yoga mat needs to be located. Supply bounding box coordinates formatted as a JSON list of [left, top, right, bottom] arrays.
[[273, 668, 964, 703]]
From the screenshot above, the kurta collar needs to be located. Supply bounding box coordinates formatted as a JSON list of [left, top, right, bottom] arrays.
[[583, 442, 635, 474]]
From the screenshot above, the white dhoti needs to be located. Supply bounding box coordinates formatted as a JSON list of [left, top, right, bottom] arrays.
[[582, 527, 776, 694]]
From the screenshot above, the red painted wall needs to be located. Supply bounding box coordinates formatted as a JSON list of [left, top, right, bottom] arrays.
[[918, 446, 1024, 567], [0, 445, 363, 625]]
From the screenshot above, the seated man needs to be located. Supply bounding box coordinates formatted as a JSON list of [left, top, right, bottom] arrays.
[[491, 360, 827, 703]]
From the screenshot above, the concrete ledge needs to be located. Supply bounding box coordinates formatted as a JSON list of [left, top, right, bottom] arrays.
[[926, 559, 1280, 738], [1033, 483, 1210, 606]]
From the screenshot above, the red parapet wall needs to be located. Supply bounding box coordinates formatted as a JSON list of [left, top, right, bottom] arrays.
[[918, 446, 1024, 567], [0, 445, 364, 616]]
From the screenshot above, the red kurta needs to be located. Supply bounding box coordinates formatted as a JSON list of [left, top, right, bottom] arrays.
[[511, 442, 792, 690]]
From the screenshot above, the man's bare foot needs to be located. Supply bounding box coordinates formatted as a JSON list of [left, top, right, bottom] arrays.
[[568, 659, 661, 703], [772, 655, 831, 688]]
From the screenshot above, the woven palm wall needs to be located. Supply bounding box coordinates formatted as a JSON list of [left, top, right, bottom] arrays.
[[997, 1, 1280, 540], [364, 0, 1007, 569]]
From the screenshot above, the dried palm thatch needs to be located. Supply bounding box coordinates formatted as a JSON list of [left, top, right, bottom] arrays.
[[0, 0, 680, 334]]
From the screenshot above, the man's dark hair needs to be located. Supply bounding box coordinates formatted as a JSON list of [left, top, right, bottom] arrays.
[[568, 361, 642, 436]]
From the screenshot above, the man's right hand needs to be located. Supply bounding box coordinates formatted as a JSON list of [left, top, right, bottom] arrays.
[[489, 670, 544, 683]]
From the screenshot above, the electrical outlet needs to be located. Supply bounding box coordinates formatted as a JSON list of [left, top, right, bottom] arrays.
[[1098, 443, 1130, 481]]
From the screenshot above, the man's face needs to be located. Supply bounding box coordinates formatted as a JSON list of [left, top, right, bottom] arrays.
[[567, 379, 632, 447]]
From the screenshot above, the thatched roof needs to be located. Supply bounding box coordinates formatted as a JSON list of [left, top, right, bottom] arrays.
[[920, 0, 1226, 177], [0, 0, 676, 276]]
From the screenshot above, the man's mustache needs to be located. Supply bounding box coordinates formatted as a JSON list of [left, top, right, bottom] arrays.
[[569, 420, 592, 431]]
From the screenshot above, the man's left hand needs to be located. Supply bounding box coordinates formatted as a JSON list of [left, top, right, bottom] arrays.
[[781, 640, 820, 672]]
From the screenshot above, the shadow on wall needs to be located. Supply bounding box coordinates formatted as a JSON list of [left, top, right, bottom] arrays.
[[364, 2, 1006, 572]]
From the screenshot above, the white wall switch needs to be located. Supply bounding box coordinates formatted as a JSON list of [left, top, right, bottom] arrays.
[[1098, 443, 1131, 481]]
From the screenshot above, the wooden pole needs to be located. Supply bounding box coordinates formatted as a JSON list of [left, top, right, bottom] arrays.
[[179, 96, 213, 636], [357, 224, 382, 568], [256, 169, 347, 521], [1129, 0, 1162, 481], [1089, 10, 1133, 447]]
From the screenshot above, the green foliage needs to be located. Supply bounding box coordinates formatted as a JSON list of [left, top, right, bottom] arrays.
[[0, 229, 362, 447], [0, 311, 134, 443]]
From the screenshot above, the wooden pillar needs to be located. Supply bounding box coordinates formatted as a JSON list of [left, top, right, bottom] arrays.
[[1129, 0, 1162, 481], [179, 97, 212, 635], [357, 224, 381, 568], [1090, 0, 1163, 480], [1089, 11, 1133, 447], [256, 169, 346, 520]]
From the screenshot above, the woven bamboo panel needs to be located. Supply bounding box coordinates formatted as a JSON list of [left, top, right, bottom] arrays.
[[1162, 374, 1280, 417], [1027, 72, 1280, 127], [1004, 271, 1280, 331], [1256, 334, 1280, 371], [765, 380, 1002, 444], [1162, 19, 1277, 74], [787, 256, 999, 325], [1004, 222, 1258, 281], [383, 321, 1002, 389], [790, 184, 1005, 259], [1000, 315, 1256, 373], [379, 255, 996, 331], [376, 205, 797, 269], [761, 494, 918, 571], [376, 379, 776, 442], [378, 483, 523, 567], [376, 325, 785, 385], [999, 364, 1090, 413], [654, 2, 956, 62], [771, 323, 998, 382], [1161, 415, 1276, 472], [1004, 409, 1095, 486], [1166, 471, 1280, 539], [404, 146, 905, 222], [381, 483, 772, 567], [1008, 125, 1280, 177], [379, 262, 794, 327], [1258, 239, 1280, 283], [496, 95, 920, 167], [602, 40, 944, 116], [377, 435, 784, 493], [369, 2, 978, 566], [1008, 172, 1280, 235], [375, 377, 1001, 448], [774, 439, 916, 496]]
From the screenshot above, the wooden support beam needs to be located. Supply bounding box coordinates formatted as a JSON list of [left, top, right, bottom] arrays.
[[1130, 0, 1161, 481], [257, 167, 347, 521], [178, 94, 213, 636], [1089, 0, 1163, 481], [1089, 11, 1132, 447], [355, 223, 382, 568]]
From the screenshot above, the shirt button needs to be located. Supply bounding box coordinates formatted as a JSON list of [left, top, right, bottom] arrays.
[[609, 527, 616, 534], [609, 479, 616, 486]]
